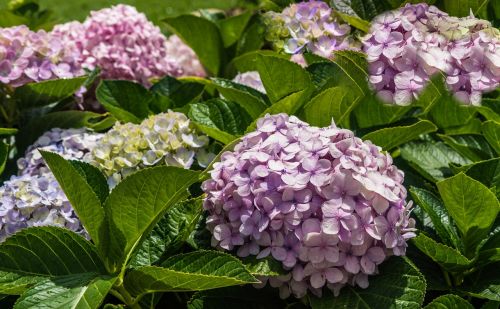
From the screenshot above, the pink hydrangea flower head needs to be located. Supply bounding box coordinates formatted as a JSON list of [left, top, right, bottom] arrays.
[[263, 1, 358, 59], [202, 114, 415, 298], [0, 25, 84, 87], [51, 5, 205, 87], [233, 71, 266, 93], [363, 3, 500, 105]]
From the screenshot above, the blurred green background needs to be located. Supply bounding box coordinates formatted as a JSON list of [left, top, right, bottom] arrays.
[[0, 0, 254, 25]]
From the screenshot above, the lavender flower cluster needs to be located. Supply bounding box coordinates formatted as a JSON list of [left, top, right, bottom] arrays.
[[363, 3, 500, 105], [0, 25, 83, 87], [51, 4, 205, 87], [202, 114, 415, 298], [1, 128, 101, 242], [233, 71, 266, 94], [89, 111, 212, 187], [263, 1, 357, 59]]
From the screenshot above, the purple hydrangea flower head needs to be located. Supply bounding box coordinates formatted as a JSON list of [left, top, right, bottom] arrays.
[[51, 5, 205, 87], [89, 111, 212, 186], [363, 3, 500, 105], [17, 128, 103, 177], [0, 173, 85, 242], [0, 25, 84, 87], [202, 114, 415, 298], [263, 1, 358, 59]]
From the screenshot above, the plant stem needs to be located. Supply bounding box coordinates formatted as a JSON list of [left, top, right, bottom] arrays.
[[114, 284, 141, 309]]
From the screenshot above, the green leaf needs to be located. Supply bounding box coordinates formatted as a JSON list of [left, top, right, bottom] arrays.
[[309, 257, 425, 309], [0, 271, 43, 295], [256, 55, 312, 103], [414, 74, 449, 113], [477, 248, 500, 267], [130, 198, 203, 267], [101, 166, 201, 273], [124, 251, 258, 296], [410, 187, 460, 248], [330, 0, 393, 21], [240, 256, 287, 277], [14, 77, 87, 109], [423, 294, 474, 309], [163, 15, 224, 75], [441, 0, 489, 17], [0, 227, 105, 276], [0, 10, 29, 27], [217, 12, 253, 47], [439, 134, 495, 162], [429, 97, 476, 129], [69, 161, 109, 204], [412, 234, 471, 272], [0, 128, 18, 136], [481, 300, 500, 309], [405, 245, 449, 291], [16, 111, 114, 154], [188, 99, 252, 144], [362, 120, 437, 151], [437, 173, 499, 255], [235, 16, 266, 56], [302, 86, 360, 128], [0, 142, 8, 175], [462, 262, 500, 301], [353, 98, 411, 129], [211, 77, 269, 119], [337, 12, 370, 32], [483, 121, 500, 155], [41, 152, 105, 245], [457, 158, 500, 198], [400, 141, 472, 182], [13, 274, 115, 309], [96, 80, 152, 123], [151, 76, 205, 109], [230, 50, 287, 73]]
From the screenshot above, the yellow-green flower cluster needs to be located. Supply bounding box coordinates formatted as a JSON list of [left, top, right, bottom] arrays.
[[89, 111, 212, 186]]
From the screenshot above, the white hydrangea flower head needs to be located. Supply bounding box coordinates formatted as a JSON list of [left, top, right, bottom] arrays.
[[89, 111, 212, 186]]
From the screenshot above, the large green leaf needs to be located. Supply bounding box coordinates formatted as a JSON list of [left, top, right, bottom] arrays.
[[217, 12, 253, 47], [440, 0, 490, 17], [410, 187, 460, 248], [423, 294, 474, 309], [211, 77, 269, 119], [163, 15, 224, 75], [69, 161, 109, 205], [188, 99, 251, 144], [0, 271, 43, 295], [13, 274, 115, 309], [458, 158, 500, 198], [130, 198, 203, 267], [429, 97, 476, 129], [96, 80, 152, 123], [41, 152, 105, 246], [123, 251, 258, 296], [101, 167, 201, 273], [437, 173, 499, 255], [240, 256, 287, 277], [412, 234, 471, 272], [256, 55, 312, 103], [302, 86, 360, 128], [439, 134, 495, 162], [0, 227, 105, 276], [309, 257, 425, 309], [230, 50, 287, 73], [16, 111, 114, 154], [483, 121, 500, 155], [362, 120, 437, 151], [329, 50, 369, 94], [462, 262, 500, 301], [400, 141, 472, 182], [151, 76, 205, 109], [14, 77, 87, 109]]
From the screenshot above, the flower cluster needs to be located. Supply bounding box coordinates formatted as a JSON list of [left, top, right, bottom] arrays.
[[363, 3, 500, 105], [263, 1, 357, 59], [89, 111, 212, 186], [51, 5, 205, 87], [0, 173, 85, 242], [1, 128, 100, 242], [17, 128, 103, 177], [202, 114, 415, 298], [0, 25, 83, 87]]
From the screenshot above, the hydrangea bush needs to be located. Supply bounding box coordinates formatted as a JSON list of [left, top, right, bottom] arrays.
[[0, 1, 498, 309], [363, 3, 500, 105], [202, 114, 415, 298], [51, 4, 205, 86], [89, 111, 211, 186], [263, 0, 358, 59], [0, 25, 83, 87]]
